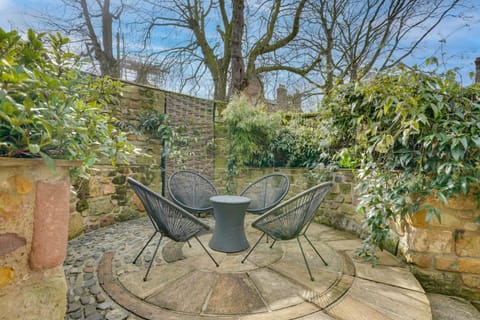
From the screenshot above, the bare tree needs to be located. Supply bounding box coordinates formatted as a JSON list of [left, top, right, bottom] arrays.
[[134, 1, 229, 100], [38, 0, 130, 78], [138, 0, 319, 102], [34, 0, 465, 102], [300, 0, 463, 94]]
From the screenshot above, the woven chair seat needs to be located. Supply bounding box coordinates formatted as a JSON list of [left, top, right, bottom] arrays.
[[127, 178, 218, 281], [168, 170, 218, 214], [239, 173, 290, 214], [242, 181, 333, 281]]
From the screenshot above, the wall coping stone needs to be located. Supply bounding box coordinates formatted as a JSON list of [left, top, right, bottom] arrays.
[[0, 158, 82, 168]]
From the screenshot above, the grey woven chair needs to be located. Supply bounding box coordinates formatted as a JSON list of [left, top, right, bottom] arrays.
[[239, 173, 290, 214], [167, 170, 219, 214], [241, 181, 333, 281], [128, 178, 218, 281]]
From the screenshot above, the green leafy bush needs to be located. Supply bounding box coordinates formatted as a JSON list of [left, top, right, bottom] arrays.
[[327, 65, 480, 262], [0, 28, 131, 172], [260, 114, 334, 168], [221, 95, 282, 192]]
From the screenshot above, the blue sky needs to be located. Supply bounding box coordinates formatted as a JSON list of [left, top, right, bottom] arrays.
[[1, 0, 479, 87]]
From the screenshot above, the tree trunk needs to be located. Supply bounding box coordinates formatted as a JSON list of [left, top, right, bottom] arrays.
[[101, 0, 119, 78], [214, 71, 228, 102], [230, 0, 246, 96]]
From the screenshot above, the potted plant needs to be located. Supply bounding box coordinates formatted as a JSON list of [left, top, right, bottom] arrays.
[[0, 28, 131, 319], [0, 28, 130, 169]]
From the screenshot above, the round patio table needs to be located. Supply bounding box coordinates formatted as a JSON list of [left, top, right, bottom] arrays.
[[209, 195, 251, 253]]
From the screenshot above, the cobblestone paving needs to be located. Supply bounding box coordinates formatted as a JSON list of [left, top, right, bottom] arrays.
[[64, 218, 161, 320]]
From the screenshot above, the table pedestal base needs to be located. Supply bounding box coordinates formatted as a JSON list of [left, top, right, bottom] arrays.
[[209, 195, 250, 253]]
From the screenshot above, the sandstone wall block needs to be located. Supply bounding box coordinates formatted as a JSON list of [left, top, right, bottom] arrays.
[[407, 226, 453, 254], [14, 175, 32, 194], [455, 259, 480, 274], [410, 209, 461, 228], [68, 213, 84, 240], [29, 181, 70, 270], [0, 191, 23, 221], [0, 233, 26, 256], [87, 197, 114, 216], [435, 256, 457, 271], [456, 232, 480, 258], [462, 274, 480, 289], [406, 252, 433, 268], [436, 257, 480, 274], [445, 194, 478, 211]]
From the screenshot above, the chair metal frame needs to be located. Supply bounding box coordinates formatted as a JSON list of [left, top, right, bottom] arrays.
[[241, 181, 333, 281], [128, 177, 219, 281], [239, 172, 290, 215], [167, 170, 219, 214]]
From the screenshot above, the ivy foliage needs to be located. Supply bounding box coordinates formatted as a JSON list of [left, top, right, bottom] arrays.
[[0, 28, 131, 173], [326, 65, 480, 263], [135, 110, 201, 168]]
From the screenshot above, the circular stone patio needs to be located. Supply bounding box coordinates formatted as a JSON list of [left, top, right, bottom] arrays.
[[95, 216, 433, 320]]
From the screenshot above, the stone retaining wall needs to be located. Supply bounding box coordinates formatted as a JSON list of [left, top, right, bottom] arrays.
[[401, 194, 480, 307], [0, 158, 79, 319], [301, 169, 480, 308]]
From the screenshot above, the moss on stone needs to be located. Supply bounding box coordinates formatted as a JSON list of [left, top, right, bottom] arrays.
[[115, 185, 127, 195], [339, 183, 352, 193], [68, 214, 84, 240], [112, 175, 126, 185], [76, 199, 89, 212], [114, 208, 140, 222]]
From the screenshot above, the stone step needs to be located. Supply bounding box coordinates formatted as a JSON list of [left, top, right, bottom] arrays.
[[428, 293, 480, 320]]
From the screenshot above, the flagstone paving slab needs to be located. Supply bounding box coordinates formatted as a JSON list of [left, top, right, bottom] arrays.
[[146, 270, 216, 313], [205, 273, 268, 314], [353, 263, 424, 291], [347, 278, 431, 319]]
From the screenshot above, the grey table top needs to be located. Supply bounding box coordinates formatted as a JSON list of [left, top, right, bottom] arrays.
[[210, 195, 250, 204]]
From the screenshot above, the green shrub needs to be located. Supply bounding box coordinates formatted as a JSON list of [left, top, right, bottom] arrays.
[[263, 114, 334, 168], [221, 95, 282, 192], [327, 65, 480, 263]]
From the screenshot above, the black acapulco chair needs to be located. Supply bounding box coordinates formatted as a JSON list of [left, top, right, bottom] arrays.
[[127, 178, 219, 281], [241, 181, 333, 281], [167, 170, 219, 215], [239, 173, 290, 215]]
